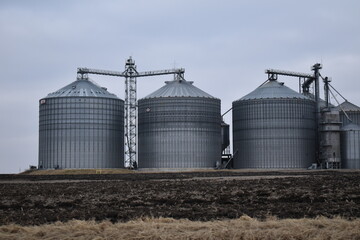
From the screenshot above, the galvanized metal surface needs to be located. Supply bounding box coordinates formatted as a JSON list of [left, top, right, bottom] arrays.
[[303, 93, 334, 109], [341, 123, 360, 169], [319, 109, 341, 168], [238, 80, 310, 101], [336, 101, 360, 127], [142, 79, 215, 99], [340, 112, 360, 127], [336, 101, 360, 112], [39, 79, 124, 169], [47, 79, 118, 98], [138, 80, 221, 168], [232, 80, 317, 168], [76, 59, 186, 168]]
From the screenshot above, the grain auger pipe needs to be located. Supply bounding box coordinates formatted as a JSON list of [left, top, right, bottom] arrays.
[[319, 73, 352, 123], [77, 57, 185, 168]]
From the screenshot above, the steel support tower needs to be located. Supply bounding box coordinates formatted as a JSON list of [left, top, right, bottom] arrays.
[[124, 58, 137, 167], [77, 57, 185, 168]]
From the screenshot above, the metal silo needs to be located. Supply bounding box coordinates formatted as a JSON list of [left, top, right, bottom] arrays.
[[341, 123, 360, 169], [232, 80, 316, 168], [335, 101, 360, 127], [138, 78, 221, 168], [38, 78, 124, 169], [303, 93, 334, 109]]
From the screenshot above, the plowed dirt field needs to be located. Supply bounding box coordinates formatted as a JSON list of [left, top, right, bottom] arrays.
[[0, 170, 359, 225]]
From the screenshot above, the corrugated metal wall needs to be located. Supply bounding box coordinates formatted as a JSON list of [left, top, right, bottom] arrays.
[[340, 112, 360, 127], [39, 97, 124, 169], [319, 110, 341, 165], [335, 101, 360, 127], [232, 99, 316, 168], [341, 124, 360, 169], [138, 97, 221, 168]]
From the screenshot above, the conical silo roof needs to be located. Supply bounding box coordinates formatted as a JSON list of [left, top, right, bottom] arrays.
[[237, 80, 310, 101], [45, 78, 118, 99], [303, 93, 335, 108], [335, 101, 360, 112], [142, 79, 216, 99]]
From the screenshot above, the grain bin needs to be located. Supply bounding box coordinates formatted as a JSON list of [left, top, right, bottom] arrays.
[[335, 101, 360, 127], [138, 78, 221, 168], [232, 79, 316, 168], [341, 123, 360, 169], [38, 78, 124, 169]]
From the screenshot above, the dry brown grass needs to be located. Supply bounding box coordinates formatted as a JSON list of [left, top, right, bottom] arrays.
[[1, 216, 360, 240]]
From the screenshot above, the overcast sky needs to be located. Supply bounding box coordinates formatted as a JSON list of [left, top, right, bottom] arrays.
[[1, 0, 359, 173]]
